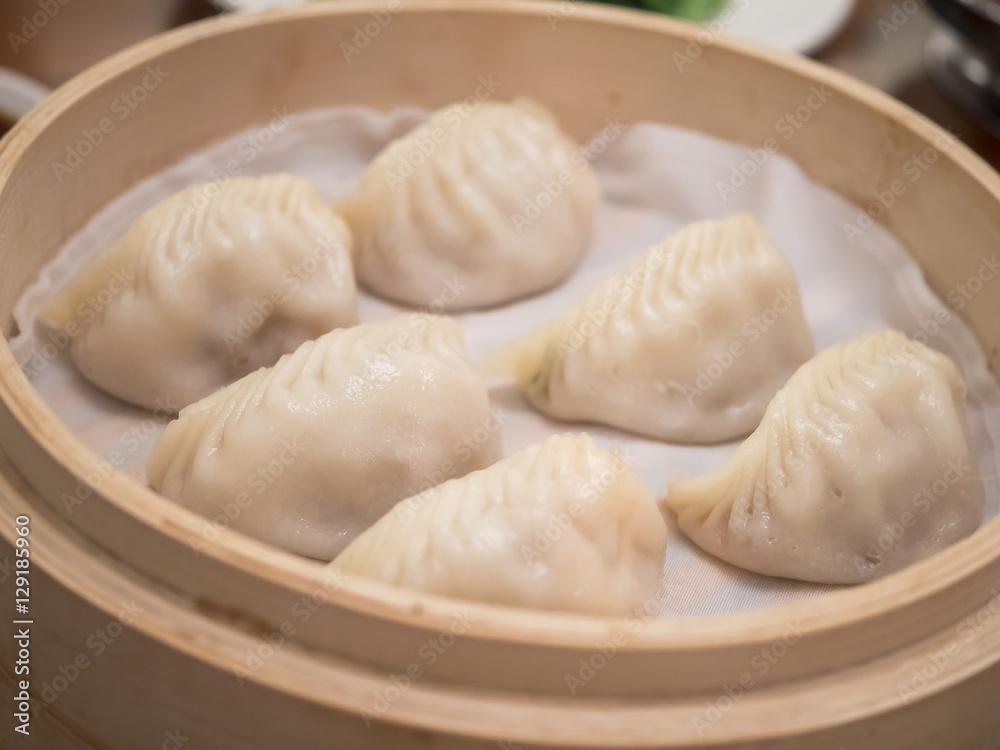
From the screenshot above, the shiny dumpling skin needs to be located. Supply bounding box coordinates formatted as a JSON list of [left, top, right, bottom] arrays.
[[665, 330, 985, 584], [38, 174, 357, 411], [332, 433, 667, 616], [146, 315, 502, 560], [485, 213, 815, 444], [339, 99, 601, 311]]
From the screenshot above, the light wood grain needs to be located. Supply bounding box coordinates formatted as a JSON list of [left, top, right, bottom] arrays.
[[0, 1, 999, 747]]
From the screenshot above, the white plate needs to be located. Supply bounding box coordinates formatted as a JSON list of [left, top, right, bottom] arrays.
[[722, 0, 857, 54]]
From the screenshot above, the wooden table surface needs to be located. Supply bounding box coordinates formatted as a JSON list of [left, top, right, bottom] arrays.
[[0, 0, 997, 169]]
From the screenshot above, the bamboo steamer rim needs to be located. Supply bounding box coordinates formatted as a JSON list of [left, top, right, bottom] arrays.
[[0, 0, 998, 664], [5, 452, 1000, 747]]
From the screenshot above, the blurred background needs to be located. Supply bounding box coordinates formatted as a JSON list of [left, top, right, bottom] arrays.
[[0, 0, 997, 169]]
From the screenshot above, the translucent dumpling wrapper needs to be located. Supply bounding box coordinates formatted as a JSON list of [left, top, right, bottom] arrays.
[[331, 433, 668, 616], [147, 315, 502, 560], [665, 330, 985, 584], [339, 98, 601, 311], [38, 174, 357, 411], [485, 213, 815, 443]]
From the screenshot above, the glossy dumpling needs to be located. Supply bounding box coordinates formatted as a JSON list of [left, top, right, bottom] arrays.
[[339, 99, 600, 311], [38, 174, 356, 411], [147, 315, 502, 559], [665, 330, 985, 584], [332, 433, 667, 615], [486, 213, 814, 443]]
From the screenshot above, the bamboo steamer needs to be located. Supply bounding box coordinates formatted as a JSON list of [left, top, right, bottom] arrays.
[[1, 3, 999, 748]]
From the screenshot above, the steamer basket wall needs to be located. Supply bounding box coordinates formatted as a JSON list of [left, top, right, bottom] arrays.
[[1, 3, 999, 748]]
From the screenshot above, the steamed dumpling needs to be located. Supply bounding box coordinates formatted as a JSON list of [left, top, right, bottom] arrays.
[[147, 315, 502, 559], [332, 433, 667, 615], [39, 174, 356, 411], [339, 99, 600, 311], [486, 213, 814, 443], [665, 330, 984, 584]]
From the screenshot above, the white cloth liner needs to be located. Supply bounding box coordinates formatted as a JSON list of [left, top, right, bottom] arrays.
[[9, 105, 1000, 617]]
